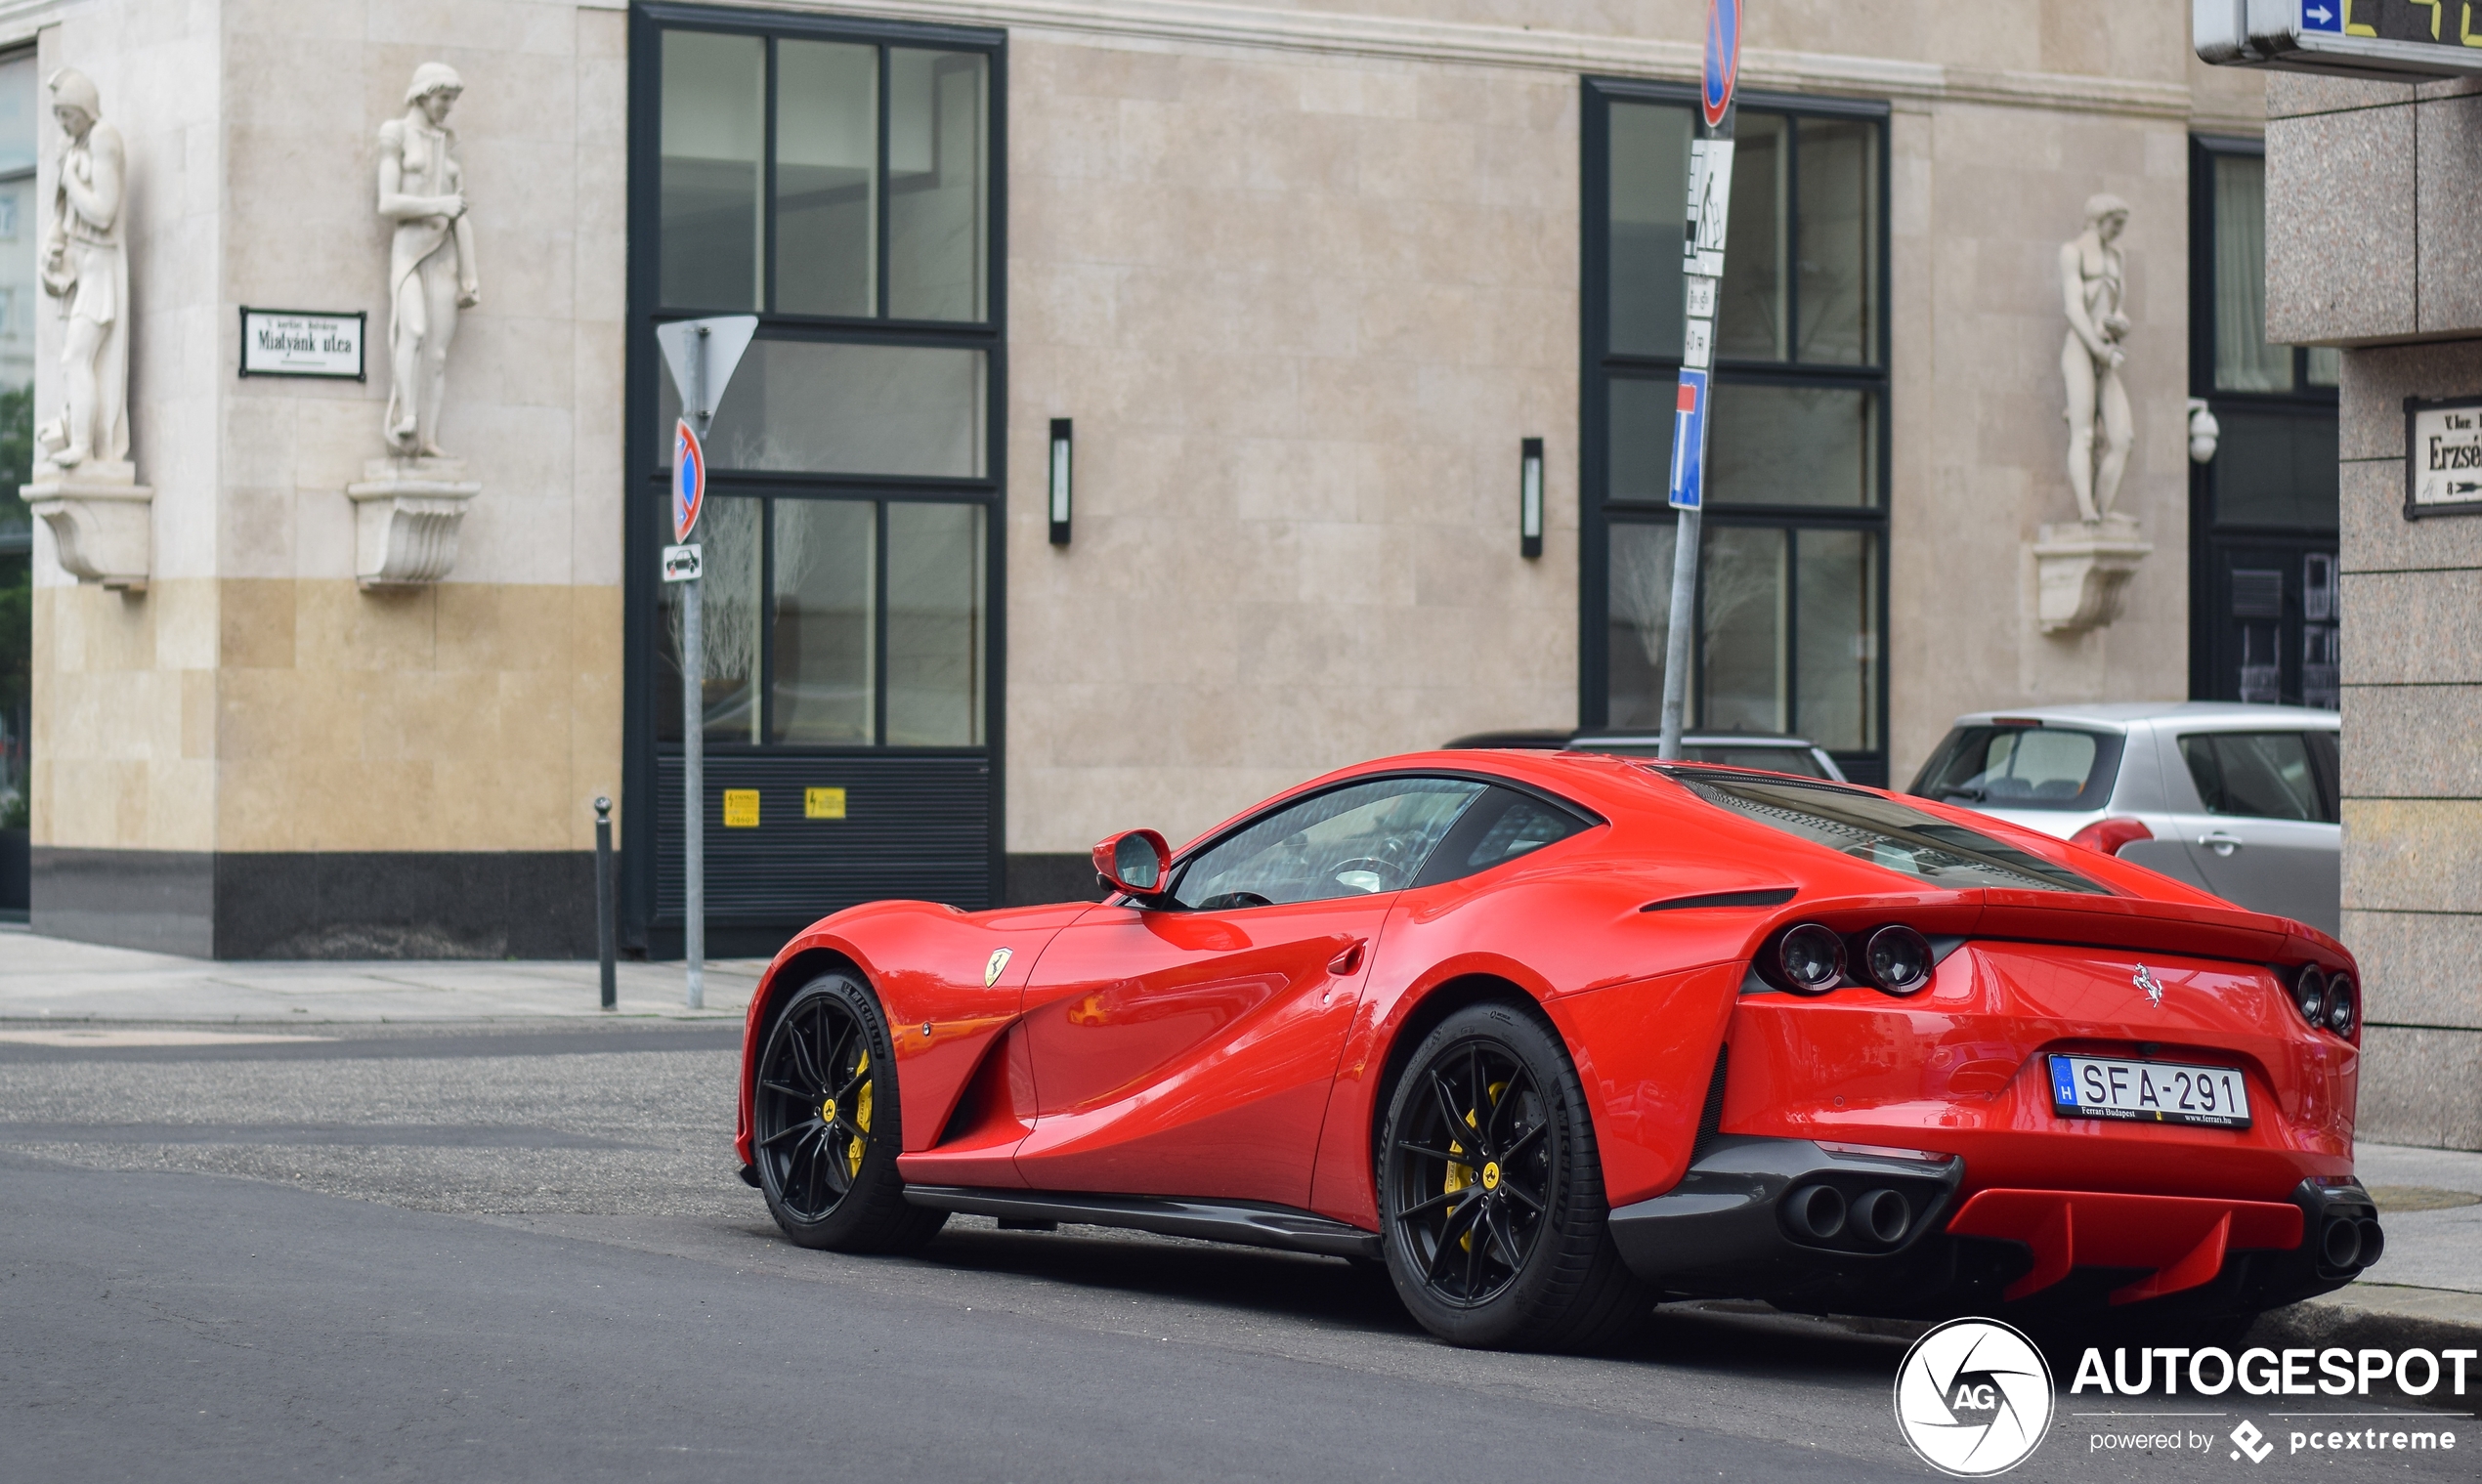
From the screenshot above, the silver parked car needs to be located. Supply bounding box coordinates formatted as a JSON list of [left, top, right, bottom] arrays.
[[1907, 702, 2340, 934]]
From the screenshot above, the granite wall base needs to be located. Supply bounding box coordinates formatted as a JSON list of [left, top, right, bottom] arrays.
[[2356, 1024, 2482, 1152], [31, 847, 599, 959]]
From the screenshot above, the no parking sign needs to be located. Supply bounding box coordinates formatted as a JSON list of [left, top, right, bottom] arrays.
[[673, 418, 706, 543]]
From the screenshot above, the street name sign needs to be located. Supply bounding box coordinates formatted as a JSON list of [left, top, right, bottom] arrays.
[[2406, 396, 2482, 518], [238, 308, 364, 379], [2197, 0, 2482, 79]]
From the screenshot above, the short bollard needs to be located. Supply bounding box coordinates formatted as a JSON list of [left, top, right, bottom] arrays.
[[594, 796, 617, 1011]]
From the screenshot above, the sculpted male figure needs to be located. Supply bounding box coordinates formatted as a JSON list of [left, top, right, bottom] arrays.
[[36, 67, 128, 475], [377, 63, 480, 459], [2060, 193, 2133, 524]]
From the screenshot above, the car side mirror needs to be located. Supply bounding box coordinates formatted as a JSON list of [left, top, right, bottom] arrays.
[[1092, 828, 1173, 903]]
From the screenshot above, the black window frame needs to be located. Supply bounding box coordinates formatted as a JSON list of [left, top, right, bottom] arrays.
[[2187, 133, 2339, 707], [1580, 79, 1893, 785], [624, 3, 1007, 943]]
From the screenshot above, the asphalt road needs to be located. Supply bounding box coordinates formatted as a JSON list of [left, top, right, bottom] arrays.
[[0, 1022, 2468, 1483]]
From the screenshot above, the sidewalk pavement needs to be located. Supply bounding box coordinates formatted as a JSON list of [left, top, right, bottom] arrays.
[[3, 925, 2476, 1367], [0, 923, 762, 1022]]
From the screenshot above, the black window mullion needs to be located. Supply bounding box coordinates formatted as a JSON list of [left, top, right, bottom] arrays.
[[1782, 114, 1800, 365], [877, 45, 891, 320], [762, 38, 778, 314], [874, 497, 891, 745], [1781, 527, 1800, 736], [758, 496, 776, 742]]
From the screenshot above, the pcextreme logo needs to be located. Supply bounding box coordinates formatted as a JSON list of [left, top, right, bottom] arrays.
[[1894, 1318, 2057, 1476]]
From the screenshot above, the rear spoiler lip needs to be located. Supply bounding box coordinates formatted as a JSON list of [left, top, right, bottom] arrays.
[[1722, 891, 2352, 980]]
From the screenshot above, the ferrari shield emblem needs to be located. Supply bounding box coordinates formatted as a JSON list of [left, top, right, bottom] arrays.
[[985, 948, 1012, 988]]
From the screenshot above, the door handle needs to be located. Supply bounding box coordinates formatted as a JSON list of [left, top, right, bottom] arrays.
[[1328, 941, 1366, 976], [2199, 831, 2243, 856]]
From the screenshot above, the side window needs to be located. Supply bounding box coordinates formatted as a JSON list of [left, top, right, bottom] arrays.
[[1173, 779, 1485, 911], [2304, 730, 2341, 823], [2180, 733, 2325, 822], [1414, 787, 1595, 888]]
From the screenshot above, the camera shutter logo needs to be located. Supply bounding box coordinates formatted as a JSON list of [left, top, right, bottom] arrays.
[[1893, 1317, 2055, 1476]]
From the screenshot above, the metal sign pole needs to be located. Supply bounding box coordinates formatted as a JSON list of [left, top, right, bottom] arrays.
[[1658, 0, 1741, 762], [682, 328, 707, 1010], [653, 315, 754, 1012]]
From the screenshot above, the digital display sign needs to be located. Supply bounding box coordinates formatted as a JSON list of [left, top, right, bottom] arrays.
[[2197, 0, 2482, 79]]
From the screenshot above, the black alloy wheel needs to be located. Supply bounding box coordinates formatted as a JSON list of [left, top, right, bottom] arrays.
[[752, 973, 947, 1253], [1379, 1003, 1650, 1351]]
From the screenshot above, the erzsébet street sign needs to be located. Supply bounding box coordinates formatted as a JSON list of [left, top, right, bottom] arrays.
[[2196, 0, 2482, 79]]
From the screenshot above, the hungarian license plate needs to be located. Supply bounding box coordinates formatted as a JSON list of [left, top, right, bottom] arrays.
[[2047, 1054, 2251, 1129]]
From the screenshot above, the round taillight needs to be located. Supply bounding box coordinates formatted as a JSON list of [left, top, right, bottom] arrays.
[[2324, 974, 2357, 1038], [1863, 925, 1934, 996], [2293, 964, 2327, 1028], [1776, 923, 1846, 994]]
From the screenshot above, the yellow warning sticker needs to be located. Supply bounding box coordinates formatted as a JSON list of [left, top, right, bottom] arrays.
[[721, 789, 760, 827], [804, 786, 847, 820]]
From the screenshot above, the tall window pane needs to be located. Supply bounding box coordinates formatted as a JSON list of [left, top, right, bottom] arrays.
[[775, 41, 877, 318], [0, 50, 33, 832], [771, 499, 876, 743], [656, 495, 763, 742], [1795, 529, 1876, 750], [1796, 117, 1875, 365], [886, 503, 986, 746], [1605, 521, 1677, 730], [2213, 155, 2292, 393], [1608, 376, 1678, 503], [1608, 102, 1689, 357], [661, 31, 765, 311], [1700, 526, 1787, 733], [661, 339, 987, 477], [1717, 113, 1786, 361], [1710, 385, 1875, 506], [888, 50, 988, 321]]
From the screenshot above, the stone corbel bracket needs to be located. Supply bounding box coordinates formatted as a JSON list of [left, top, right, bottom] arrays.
[[21, 478, 154, 590], [346, 459, 481, 588], [2033, 514, 2154, 634]]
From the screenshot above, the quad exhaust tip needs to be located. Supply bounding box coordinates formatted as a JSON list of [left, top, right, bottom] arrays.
[[2320, 1213, 2381, 1271], [1782, 1183, 1912, 1250]]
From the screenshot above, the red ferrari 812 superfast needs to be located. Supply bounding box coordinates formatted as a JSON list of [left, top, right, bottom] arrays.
[[733, 750, 2379, 1351]]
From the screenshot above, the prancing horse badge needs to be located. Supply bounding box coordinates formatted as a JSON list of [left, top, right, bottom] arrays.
[[2133, 963, 2163, 1007], [985, 948, 1013, 987]]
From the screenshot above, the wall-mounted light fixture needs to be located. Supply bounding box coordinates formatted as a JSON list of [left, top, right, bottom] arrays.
[[1519, 437, 1544, 558], [1048, 418, 1073, 545]]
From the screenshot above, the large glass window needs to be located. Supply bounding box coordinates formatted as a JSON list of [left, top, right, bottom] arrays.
[[0, 51, 35, 864], [2189, 139, 2338, 711], [1585, 84, 1888, 778], [635, 15, 1001, 750]]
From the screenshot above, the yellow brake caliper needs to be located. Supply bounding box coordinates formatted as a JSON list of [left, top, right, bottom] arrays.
[[847, 1050, 872, 1177], [1441, 1081, 1508, 1252]]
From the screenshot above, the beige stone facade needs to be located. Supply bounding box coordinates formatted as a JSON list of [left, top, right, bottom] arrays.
[[8, 0, 2323, 970]]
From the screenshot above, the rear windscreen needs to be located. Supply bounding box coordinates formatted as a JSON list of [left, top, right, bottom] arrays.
[[1661, 767, 2110, 895], [1908, 726, 2123, 812]]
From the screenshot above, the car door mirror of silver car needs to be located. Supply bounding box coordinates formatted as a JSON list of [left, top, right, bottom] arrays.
[[1093, 827, 1175, 905]]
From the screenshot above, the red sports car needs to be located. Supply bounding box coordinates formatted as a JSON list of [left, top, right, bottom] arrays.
[[733, 751, 2379, 1350]]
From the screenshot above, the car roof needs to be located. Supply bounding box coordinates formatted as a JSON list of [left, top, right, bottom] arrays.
[[1942, 701, 2339, 732], [1570, 732, 1820, 749]]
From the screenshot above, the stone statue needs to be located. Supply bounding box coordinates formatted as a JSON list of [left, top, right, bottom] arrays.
[[35, 67, 128, 478], [2059, 193, 2133, 524], [376, 63, 479, 459]]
